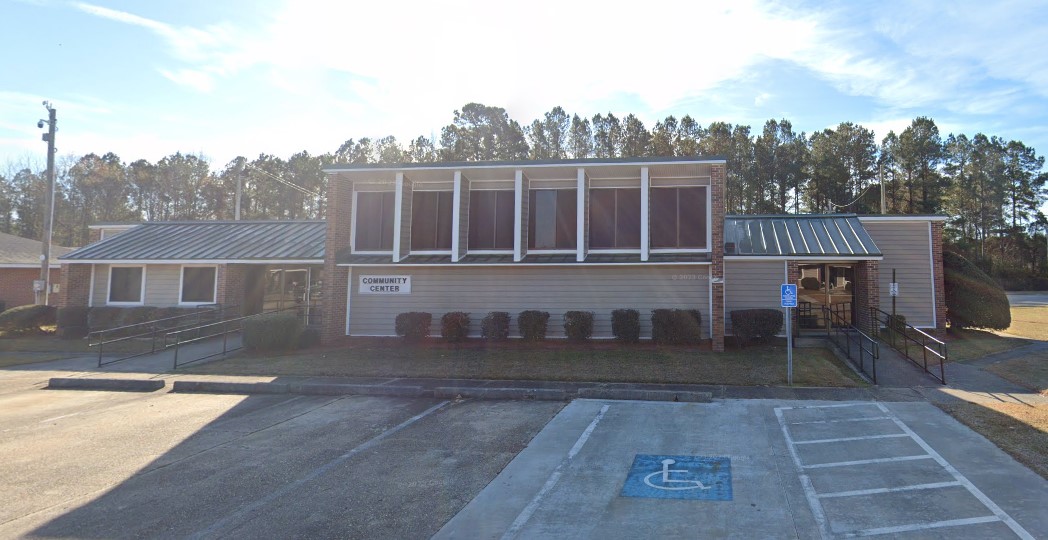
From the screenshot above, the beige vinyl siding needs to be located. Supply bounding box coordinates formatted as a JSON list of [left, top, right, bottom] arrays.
[[348, 265, 710, 339], [725, 260, 786, 335], [92, 263, 183, 306], [864, 221, 935, 327]]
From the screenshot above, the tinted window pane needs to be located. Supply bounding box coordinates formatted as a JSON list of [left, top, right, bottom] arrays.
[[532, 190, 557, 249], [181, 267, 216, 303], [494, 191, 515, 249], [556, 189, 577, 249], [679, 187, 707, 248], [411, 191, 437, 249], [589, 189, 615, 249], [355, 192, 393, 251], [109, 267, 143, 303], [469, 191, 496, 250], [650, 188, 679, 248], [435, 191, 454, 249], [616, 189, 641, 248]]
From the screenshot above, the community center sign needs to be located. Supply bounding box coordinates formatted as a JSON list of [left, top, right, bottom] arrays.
[[359, 275, 411, 294]]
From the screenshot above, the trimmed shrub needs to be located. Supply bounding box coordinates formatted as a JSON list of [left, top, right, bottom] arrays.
[[0, 304, 57, 335], [87, 307, 124, 331], [441, 312, 471, 342], [481, 311, 511, 340], [243, 311, 303, 351], [651, 309, 703, 344], [801, 277, 821, 290], [944, 251, 1011, 329], [563, 311, 594, 341], [518, 310, 550, 341], [395, 312, 432, 340], [297, 327, 321, 349], [612, 309, 641, 343], [56, 306, 91, 339], [730, 309, 783, 345]]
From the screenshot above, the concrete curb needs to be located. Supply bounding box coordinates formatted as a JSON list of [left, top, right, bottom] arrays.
[[47, 378, 165, 392], [172, 381, 290, 395], [434, 387, 570, 401], [288, 383, 428, 398], [577, 388, 712, 402]]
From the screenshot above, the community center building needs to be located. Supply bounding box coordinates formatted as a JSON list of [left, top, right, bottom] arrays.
[[320, 157, 946, 351]]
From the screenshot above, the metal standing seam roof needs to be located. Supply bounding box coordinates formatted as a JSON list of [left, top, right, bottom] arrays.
[[60, 220, 327, 261], [723, 214, 881, 257]]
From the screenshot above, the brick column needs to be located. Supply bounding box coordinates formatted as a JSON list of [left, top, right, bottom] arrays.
[[216, 264, 246, 316], [787, 261, 800, 336], [58, 263, 92, 309], [931, 221, 946, 332], [710, 163, 726, 351], [322, 174, 352, 343], [854, 260, 880, 336]]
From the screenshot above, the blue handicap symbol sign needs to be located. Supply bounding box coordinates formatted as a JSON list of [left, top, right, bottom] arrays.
[[781, 284, 798, 308], [621, 454, 732, 501]]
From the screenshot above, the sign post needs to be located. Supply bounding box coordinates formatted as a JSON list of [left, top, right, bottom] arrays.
[[781, 284, 798, 385]]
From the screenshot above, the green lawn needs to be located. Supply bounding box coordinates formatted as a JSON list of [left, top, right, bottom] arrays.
[[189, 340, 865, 387]]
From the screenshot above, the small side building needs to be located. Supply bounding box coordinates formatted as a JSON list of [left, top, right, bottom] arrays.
[[58, 220, 325, 326], [0, 231, 70, 310]]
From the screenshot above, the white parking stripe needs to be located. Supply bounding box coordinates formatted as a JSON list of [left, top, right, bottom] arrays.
[[801, 455, 933, 469], [777, 402, 1035, 540], [793, 433, 908, 445], [501, 403, 610, 540], [788, 417, 891, 425], [873, 403, 1035, 540], [844, 515, 1002, 538], [775, 407, 834, 540], [817, 481, 962, 499]]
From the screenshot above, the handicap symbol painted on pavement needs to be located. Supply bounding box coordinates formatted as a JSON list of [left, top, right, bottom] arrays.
[[621, 454, 732, 501]]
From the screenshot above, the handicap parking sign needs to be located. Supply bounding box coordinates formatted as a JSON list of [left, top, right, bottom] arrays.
[[781, 284, 798, 308], [621, 454, 732, 501]]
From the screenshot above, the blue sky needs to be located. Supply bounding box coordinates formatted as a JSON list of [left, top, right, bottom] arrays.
[[2, 0, 1047, 172]]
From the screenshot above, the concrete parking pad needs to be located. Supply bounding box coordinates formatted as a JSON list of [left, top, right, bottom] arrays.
[[436, 399, 1047, 539], [0, 389, 563, 539]]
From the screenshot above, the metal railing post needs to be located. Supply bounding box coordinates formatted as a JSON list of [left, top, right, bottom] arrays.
[[222, 319, 228, 355], [173, 333, 181, 370], [97, 331, 104, 367]]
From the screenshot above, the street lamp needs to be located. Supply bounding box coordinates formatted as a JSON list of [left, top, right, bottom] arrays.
[[36, 101, 57, 305]]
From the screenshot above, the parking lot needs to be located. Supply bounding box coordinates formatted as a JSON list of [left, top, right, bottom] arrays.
[[1, 375, 1045, 539]]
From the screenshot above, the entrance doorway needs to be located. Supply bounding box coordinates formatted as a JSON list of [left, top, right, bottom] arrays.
[[797, 263, 854, 330]]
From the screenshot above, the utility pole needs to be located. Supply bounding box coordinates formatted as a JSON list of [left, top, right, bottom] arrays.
[[36, 102, 57, 306], [879, 163, 886, 214]]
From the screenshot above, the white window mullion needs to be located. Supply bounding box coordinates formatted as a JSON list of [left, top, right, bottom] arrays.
[[641, 167, 650, 261]]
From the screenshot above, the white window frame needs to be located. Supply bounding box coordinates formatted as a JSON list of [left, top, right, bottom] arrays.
[[352, 190, 395, 255], [408, 189, 454, 256], [178, 264, 219, 306], [588, 185, 643, 252], [106, 264, 146, 306], [648, 184, 712, 254]]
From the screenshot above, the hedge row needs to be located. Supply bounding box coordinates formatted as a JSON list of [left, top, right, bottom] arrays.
[[0, 305, 57, 336], [393, 309, 704, 344]]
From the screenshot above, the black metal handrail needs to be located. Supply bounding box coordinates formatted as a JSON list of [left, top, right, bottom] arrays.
[[870, 307, 947, 384], [822, 306, 879, 384], [167, 305, 302, 369], [90, 305, 240, 367]]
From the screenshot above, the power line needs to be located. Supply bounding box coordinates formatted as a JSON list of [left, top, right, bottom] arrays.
[[245, 163, 320, 197], [827, 183, 879, 210]]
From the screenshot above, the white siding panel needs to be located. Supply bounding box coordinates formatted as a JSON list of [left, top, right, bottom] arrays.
[[725, 260, 786, 335], [864, 221, 935, 327], [144, 264, 182, 306], [348, 265, 710, 339], [91, 264, 108, 306]]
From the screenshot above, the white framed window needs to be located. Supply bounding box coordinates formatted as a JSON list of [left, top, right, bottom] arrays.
[[107, 265, 145, 305], [179, 265, 218, 305], [352, 191, 396, 254], [650, 186, 711, 252]]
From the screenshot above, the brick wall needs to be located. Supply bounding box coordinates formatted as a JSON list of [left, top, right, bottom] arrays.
[[854, 260, 880, 336], [58, 264, 91, 309], [787, 261, 800, 335], [710, 163, 726, 351], [217, 264, 247, 317], [322, 175, 352, 343], [931, 222, 946, 332], [0, 267, 61, 308]]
